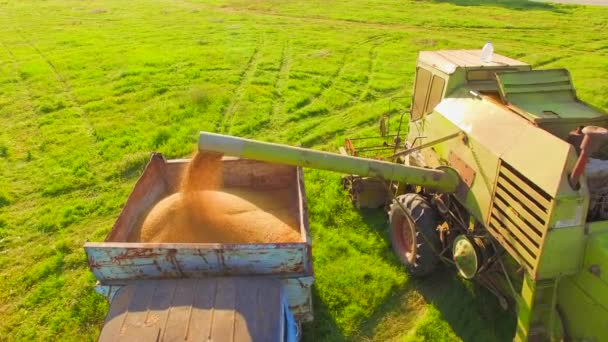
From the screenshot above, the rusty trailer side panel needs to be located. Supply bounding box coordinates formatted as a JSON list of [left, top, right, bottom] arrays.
[[85, 242, 315, 320], [85, 242, 310, 280]]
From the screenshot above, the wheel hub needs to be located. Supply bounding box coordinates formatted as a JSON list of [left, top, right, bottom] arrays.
[[452, 235, 479, 279], [397, 215, 416, 263]]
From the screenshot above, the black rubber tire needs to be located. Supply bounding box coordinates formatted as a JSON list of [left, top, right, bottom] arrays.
[[389, 193, 442, 277]]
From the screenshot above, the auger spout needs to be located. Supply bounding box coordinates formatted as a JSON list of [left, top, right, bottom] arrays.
[[198, 132, 460, 193]]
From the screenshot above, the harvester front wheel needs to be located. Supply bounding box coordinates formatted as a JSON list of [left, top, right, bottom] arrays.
[[389, 194, 441, 277]]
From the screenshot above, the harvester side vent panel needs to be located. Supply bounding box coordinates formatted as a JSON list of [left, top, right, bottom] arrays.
[[488, 161, 552, 272]]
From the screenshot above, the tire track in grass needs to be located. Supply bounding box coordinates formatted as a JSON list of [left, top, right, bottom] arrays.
[[524, 40, 601, 67], [186, 1, 600, 57], [291, 35, 383, 118], [283, 38, 395, 143], [0, 40, 37, 116], [0, 38, 100, 255], [499, 34, 606, 67], [265, 42, 292, 132], [0, 40, 43, 164], [534, 54, 571, 67], [232, 43, 290, 136], [9, 30, 103, 201], [217, 46, 261, 134], [283, 91, 393, 147], [0, 40, 41, 198], [358, 40, 381, 103], [15, 30, 96, 141], [209, 5, 560, 33], [291, 47, 351, 115]]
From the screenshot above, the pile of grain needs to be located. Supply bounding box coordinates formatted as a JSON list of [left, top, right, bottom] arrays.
[[129, 151, 301, 243]]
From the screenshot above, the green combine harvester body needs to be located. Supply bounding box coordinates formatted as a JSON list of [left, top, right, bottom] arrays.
[[198, 50, 608, 341]]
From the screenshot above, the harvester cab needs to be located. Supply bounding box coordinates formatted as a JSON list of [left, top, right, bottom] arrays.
[[197, 50, 608, 341]]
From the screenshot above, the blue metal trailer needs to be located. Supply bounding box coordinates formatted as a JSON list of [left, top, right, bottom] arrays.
[[85, 154, 314, 341]]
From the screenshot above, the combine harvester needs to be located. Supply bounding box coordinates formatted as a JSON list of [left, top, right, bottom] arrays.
[[86, 50, 608, 341]]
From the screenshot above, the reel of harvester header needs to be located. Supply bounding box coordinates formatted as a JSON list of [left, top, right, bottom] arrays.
[[340, 98, 412, 209]]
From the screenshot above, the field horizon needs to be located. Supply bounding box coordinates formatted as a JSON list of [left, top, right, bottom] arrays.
[[1, 0, 607, 341]]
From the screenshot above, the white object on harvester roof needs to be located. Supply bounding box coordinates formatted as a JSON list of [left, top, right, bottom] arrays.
[[481, 42, 494, 63], [417, 50, 527, 75]]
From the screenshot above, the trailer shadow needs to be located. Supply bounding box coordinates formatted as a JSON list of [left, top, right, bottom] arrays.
[[430, 0, 563, 12], [302, 286, 347, 342]]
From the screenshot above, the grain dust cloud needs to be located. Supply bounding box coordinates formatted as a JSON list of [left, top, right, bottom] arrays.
[[129, 151, 301, 243]]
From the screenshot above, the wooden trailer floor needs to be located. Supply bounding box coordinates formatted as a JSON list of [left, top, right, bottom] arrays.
[[98, 278, 286, 342]]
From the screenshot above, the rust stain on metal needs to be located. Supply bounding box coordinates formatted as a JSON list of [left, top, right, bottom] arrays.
[[111, 249, 165, 263], [217, 249, 226, 269], [289, 263, 305, 273], [166, 249, 185, 277], [448, 152, 475, 188], [88, 255, 103, 269], [152, 259, 163, 273], [195, 249, 209, 264]]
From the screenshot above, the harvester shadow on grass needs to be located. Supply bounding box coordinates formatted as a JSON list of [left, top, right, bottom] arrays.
[[351, 267, 517, 341], [352, 209, 515, 341], [431, 0, 562, 11], [410, 271, 517, 341]]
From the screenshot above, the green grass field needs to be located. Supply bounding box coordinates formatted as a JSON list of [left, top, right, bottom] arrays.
[[1, 0, 607, 340]]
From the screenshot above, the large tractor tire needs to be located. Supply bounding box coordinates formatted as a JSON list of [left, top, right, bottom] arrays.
[[389, 193, 442, 277]]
